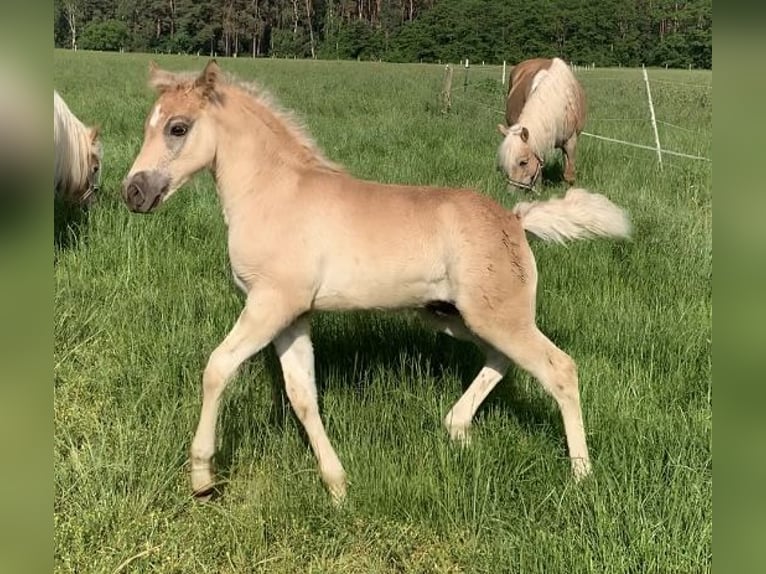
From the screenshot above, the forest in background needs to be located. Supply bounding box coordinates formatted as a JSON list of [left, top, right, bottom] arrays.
[[53, 0, 712, 69]]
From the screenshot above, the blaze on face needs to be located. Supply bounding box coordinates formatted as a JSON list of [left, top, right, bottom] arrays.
[[121, 61, 221, 213]]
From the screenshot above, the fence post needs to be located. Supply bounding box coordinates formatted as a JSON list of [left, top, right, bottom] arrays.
[[441, 64, 453, 114], [502, 60, 506, 85], [642, 64, 663, 170], [463, 58, 469, 92]]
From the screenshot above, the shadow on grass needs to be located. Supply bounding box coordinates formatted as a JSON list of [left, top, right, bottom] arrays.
[[54, 194, 90, 253], [540, 154, 567, 185]]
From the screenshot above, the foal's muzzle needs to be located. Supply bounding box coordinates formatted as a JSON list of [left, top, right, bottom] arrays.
[[121, 171, 170, 213]]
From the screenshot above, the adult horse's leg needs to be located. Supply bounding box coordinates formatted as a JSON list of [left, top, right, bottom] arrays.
[[273, 316, 347, 503], [419, 310, 511, 444], [190, 289, 299, 497], [562, 133, 578, 184]]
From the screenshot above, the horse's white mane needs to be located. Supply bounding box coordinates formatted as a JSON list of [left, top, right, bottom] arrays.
[[514, 58, 581, 158], [54, 90, 100, 199]]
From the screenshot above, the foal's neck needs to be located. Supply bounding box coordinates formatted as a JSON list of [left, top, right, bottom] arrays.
[[211, 93, 302, 223]]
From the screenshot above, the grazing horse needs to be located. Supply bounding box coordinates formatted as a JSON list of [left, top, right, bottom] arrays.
[[498, 57, 586, 190], [54, 90, 102, 203], [122, 61, 630, 502]]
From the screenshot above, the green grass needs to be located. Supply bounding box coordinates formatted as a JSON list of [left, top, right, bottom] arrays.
[[54, 50, 712, 573]]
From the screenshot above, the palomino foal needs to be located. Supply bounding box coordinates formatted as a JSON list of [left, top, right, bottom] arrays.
[[122, 61, 630, 502]]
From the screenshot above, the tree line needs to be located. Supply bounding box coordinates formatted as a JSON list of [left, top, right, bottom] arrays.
[[54, 0, 712, 69]]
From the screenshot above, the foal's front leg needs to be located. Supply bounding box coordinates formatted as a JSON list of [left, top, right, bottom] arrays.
[[273, 316, 347, 503], [190, 289, 298, 497]]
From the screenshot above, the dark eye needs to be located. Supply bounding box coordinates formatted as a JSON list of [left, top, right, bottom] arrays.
[[170, 123, 188, 137], [92, 164, 99, 173], [519, 159, 529, 167]]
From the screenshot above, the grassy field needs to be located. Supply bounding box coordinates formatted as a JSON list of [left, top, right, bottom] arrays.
[[54, 50, 712, 573]]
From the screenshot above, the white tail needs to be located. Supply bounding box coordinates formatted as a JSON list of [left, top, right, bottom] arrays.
[[513, 188, 631, 244]]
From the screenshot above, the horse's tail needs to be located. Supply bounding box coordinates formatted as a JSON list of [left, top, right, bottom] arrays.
[[513, 188, 631, 244]]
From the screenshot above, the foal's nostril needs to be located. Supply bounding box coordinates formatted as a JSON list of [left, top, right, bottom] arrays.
[[127, 182, 144, 205]]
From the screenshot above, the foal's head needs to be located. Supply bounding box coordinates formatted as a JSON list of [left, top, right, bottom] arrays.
[[496, 123, 542, 192], [122, 60, 223, 213]]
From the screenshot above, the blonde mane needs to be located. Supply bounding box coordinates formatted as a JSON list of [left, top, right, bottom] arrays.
[[515, 58, 584, 159], [150, 69, 344, 174], [54, 90, 101, 201], [235, 79, 345, 174]]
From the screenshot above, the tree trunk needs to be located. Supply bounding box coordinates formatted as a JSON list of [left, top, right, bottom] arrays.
[[292, 0, 299, 39], [169, 0, 175, 39], [252, 0, 259, 57], [64, 1, 78, 50], [305, 0, 315, 58]]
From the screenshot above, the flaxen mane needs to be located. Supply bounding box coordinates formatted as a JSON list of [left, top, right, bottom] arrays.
[[505, 58, 584, 163], [54, 90, 102, 203], [505, 57, 554, 126]]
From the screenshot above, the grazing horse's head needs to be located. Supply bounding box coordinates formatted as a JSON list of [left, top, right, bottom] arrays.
[[496, 123, 542, 192], [122, 60, 222, 213]]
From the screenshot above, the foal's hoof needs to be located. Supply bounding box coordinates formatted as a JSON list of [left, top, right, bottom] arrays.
[[446, 423, 472, 447], [191, 466, 217, 500], [329, 482, 347, 507], [572, 458, 592, 482], [193, 486, 217, 502], [324, 470, 347, 507]]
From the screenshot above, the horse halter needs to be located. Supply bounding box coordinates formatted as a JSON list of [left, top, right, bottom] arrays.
[[81, 176, 101, 204], [506, 151, 543, 193]]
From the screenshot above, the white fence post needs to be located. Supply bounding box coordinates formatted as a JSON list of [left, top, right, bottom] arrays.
[[642, 64, 663, 170], [502, 60, 506, 85]]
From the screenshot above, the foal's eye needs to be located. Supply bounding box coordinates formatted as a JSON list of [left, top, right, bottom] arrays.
[[170, 123, 188, 137], [519, 159, 529, 167]]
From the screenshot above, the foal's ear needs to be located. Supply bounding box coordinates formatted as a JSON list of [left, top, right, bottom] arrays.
[[520, 126, 529, 142], [497, 123, 509, 136], [148, 60, 177, 93], [195, 59, 221, 98], [89, 124, 101, 143]]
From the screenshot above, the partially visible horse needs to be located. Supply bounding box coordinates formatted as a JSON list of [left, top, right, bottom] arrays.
[[498, 57, 586, 190], [54, 90, 102, 203], [121, 61, 630, 503]]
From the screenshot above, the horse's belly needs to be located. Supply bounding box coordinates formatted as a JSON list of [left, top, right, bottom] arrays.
[[313, 259, 451, 311]]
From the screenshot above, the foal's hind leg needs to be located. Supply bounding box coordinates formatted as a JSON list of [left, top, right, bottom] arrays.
[[419, 310, 511, 444], [496, 329, 589, 479], [190, 289, 299, 497], [461, 309, 591, 480], [273, 316, 346, 504], [444, 350, 510, 443]]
